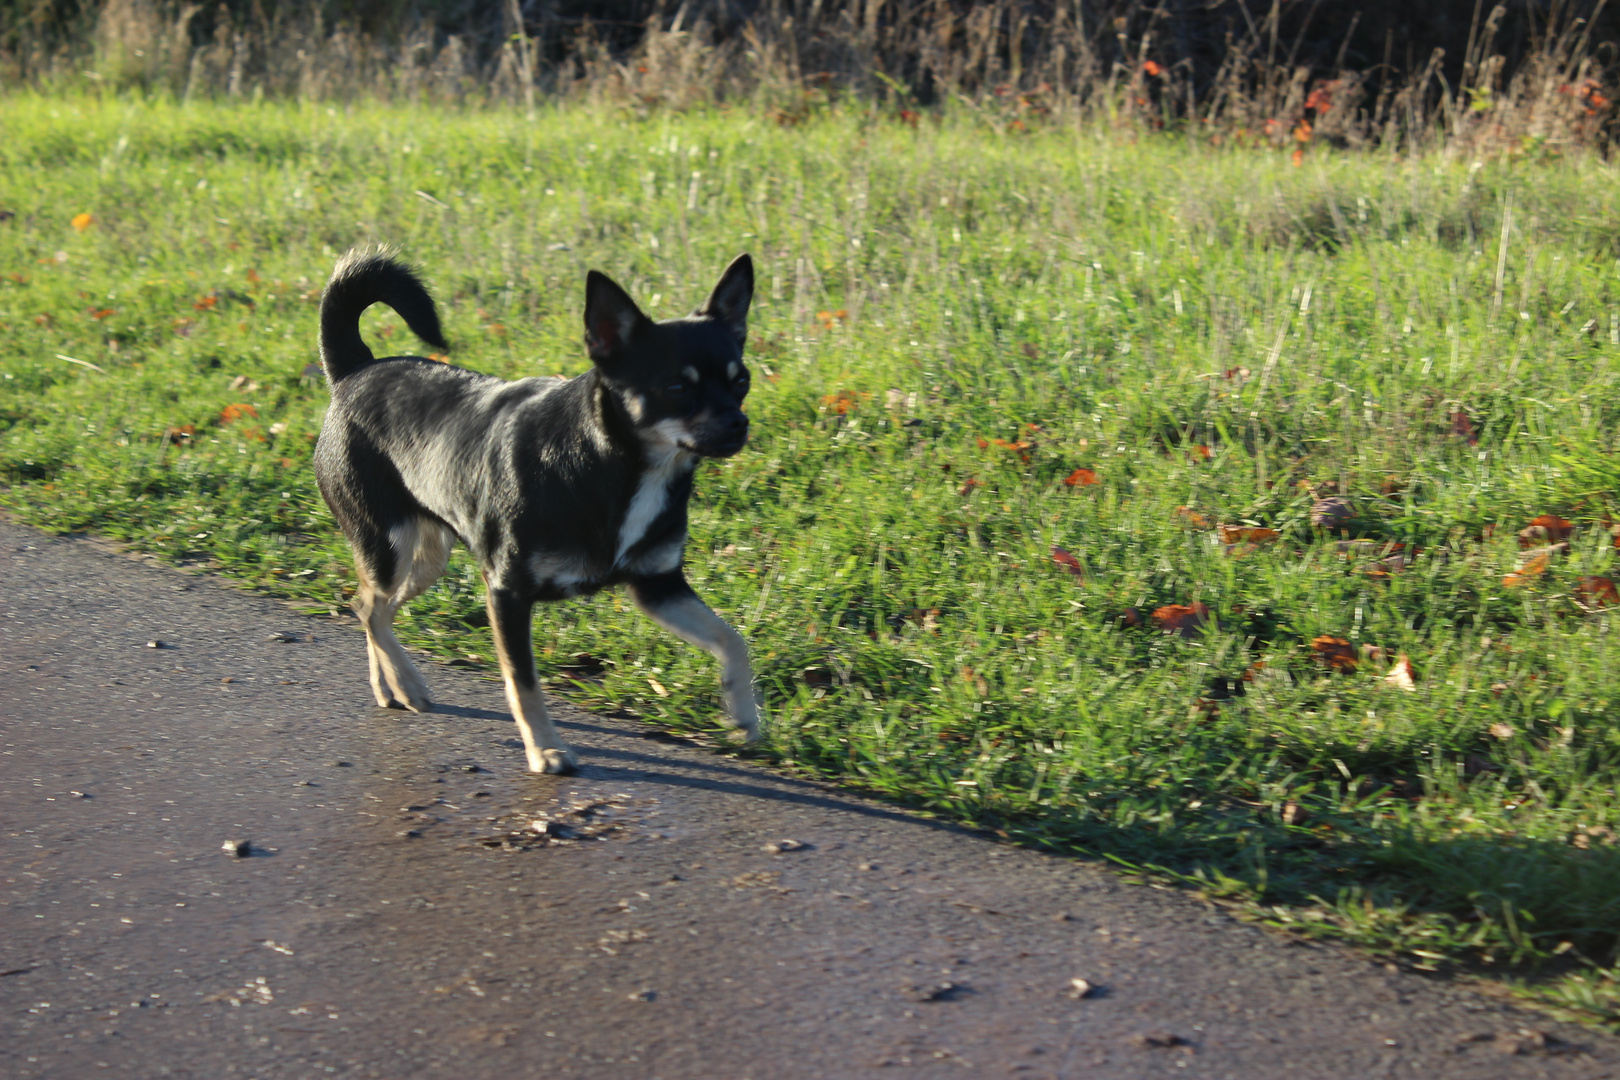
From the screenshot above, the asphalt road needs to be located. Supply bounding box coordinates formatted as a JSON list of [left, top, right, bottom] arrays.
[[2, 517, 1617, 1079]]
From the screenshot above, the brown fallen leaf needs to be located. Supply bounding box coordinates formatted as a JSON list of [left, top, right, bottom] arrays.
[[1311, 635, 1358, 670], [1050, 545, 1084, 578], [1174, 506, 1212, 528], [1518, 514, 1574, 547], [1152, 602, 1212, 638], [1063, 467, 1099, 487], [1216, 525, 1280, 544], [1503, 544, 1567, 587], [1575, 576, 1619, 609]]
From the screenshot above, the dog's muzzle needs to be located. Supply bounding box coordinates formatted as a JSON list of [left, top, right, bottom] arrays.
[[690, 411, 749, 457]]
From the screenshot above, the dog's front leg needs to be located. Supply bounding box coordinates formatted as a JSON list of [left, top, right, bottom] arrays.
[[486, 588, 578, 774], [630, 573, 761, 741]]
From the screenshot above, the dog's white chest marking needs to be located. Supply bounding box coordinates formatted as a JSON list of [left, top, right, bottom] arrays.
[[616, 444, 690, 567]]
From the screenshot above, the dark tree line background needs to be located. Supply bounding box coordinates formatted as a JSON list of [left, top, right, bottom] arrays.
[[4, 1, 1614, 96]]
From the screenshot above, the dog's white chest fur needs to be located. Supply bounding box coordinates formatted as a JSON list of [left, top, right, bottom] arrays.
[[615, 443, 692, 570]]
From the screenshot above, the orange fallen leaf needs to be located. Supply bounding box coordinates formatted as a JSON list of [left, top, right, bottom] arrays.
[[1174, 506, 1212, 528], [957, 477, 980, 496], [814, 309, 849, 330], [88, 307, 114, 320], [246, 268, 261, 285], [1063, 467, 1099, 487], [1311, 635, 1358, 670], [1576, 576, 1619, 608], [194, 294, 218, 311], [1383, 654, 1417, 691], [1216, 525, 1280, 544], [1143, 60, 1164, 77], [220, 403, 259, 424], [1050, 545, 1083, 578], [1450, 410, 1478, 446], [1518, 514, 1574, 547], [71, 212, 94, 231], [821, 389, 865, 415], [1152, 602, 1212, 639], [1503, 546, 1558, 587], [1190, 444, 1213, 461]]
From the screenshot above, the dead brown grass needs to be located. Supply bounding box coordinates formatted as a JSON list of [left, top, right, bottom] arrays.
[[3, 0, 1615, 157]]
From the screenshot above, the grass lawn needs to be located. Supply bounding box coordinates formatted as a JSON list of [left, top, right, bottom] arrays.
[[4, 92, 1620, 1021]]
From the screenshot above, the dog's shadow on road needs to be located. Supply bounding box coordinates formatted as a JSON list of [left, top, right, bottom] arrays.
[[430, 701, 975, 834]]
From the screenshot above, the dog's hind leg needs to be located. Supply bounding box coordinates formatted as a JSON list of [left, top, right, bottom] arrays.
[[353, 518, 453, 712], [631, 573, 761, 741], [485, 587, 577, 774]]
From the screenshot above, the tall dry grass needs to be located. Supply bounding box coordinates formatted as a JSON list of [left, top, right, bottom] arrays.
[[2, 0, 1615, 156]]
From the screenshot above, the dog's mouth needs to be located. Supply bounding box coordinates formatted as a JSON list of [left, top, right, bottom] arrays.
[[680, 432, 749, 458], [679, 414, 749, 458]]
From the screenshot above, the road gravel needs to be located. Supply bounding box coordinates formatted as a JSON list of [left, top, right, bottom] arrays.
[[2, 518, 1616, 1079]]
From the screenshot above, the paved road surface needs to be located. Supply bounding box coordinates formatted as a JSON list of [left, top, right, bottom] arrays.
[[2, 518, 1616, 1079]]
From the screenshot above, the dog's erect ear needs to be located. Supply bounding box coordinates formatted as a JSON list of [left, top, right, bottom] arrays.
[[697, 254, 754, 348], [584, 270, 649, 365]]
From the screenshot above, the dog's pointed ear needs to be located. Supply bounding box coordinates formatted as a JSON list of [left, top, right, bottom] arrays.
[[697, 254, 754, 348], [584, 270, 649, 365]]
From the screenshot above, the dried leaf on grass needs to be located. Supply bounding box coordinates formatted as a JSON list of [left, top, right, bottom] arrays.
[[1576, 576, 1619, 609], [1311, 635, 1359, 670], [1174, 506, 1212, 528], [1152, 602, 1212, 638], [1216, 525, 1280, 544], [1503, 544, 1567, 587], [1063, 467, 1099, 487], [1518, 514, 1574, 547], [1050, 545, 1083, 578]]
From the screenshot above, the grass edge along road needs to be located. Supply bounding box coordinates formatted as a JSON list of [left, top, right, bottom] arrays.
[[3, 93, 1620, 1025]]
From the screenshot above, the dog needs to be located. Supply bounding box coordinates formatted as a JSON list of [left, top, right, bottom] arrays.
[[313, 248, 761, 774]]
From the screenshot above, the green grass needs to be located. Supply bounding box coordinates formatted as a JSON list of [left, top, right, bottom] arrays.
[[5, 92, 1620, 1020]]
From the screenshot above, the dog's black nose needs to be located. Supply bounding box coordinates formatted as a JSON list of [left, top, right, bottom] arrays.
[[725, 412, 748, 435]]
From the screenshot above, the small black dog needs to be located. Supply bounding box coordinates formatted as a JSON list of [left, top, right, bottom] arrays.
[[313, 248, 760, 773]]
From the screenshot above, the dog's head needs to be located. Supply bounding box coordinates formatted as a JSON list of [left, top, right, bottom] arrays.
[[583, 254, 754, 459]]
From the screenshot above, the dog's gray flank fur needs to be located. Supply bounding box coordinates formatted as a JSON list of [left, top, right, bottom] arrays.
[[314, 249, 760, 773]]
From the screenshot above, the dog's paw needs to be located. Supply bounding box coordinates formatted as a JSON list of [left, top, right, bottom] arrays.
[[530, 747, 579, 775], [724, 688, 764, 742]]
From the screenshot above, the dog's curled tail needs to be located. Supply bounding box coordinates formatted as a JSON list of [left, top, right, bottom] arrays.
[[319, 248, 448, 384]]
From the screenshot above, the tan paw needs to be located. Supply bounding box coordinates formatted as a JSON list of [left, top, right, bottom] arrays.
[[530, 747, 578, 775]]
